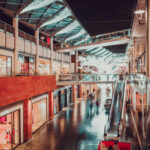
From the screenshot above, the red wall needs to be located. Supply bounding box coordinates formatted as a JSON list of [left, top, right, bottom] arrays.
[[49, 92, 54, 120], [23, 98, 32, 141], [0, 75, 56, 107]]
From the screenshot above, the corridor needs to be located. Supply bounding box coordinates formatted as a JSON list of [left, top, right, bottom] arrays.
[[16, 99, 108, 150]]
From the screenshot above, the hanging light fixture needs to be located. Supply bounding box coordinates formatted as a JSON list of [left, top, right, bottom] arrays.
[[134, 10, 145, 24]]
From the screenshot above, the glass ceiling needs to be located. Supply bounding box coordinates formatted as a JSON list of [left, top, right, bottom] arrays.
[[65, 29, 86, 42], [0, 0, 128, 61], [41, 7, 72, 27], [16, 0, 91, 45], [21, 0, 63, 14], [55, 20, 79, 35]]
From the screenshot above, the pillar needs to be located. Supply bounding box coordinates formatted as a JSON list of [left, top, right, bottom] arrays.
[[146, 0, 150, 77], [72, 85, 76, 102], [133, 40, 136, 73], [79, 85, 82, 98], [13, 16, 18, 75], [23, 98, 32, 141], [49, 91, 54, 120], [133, 89, 136, 111], [50, 36, 53, 74], [75, 51, 78, 73], [61, 52, 63, 73], [69, 52, 71, 73], [35, 29, 39, 75], [147, 84, 149, 112]]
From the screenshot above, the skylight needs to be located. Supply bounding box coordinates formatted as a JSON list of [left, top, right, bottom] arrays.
[[65, 29, 86, 42], [41, 7, 72, 27], [55, 20, 79, 35], [74, 35, 91, 45], [21, 0, 63, 14]]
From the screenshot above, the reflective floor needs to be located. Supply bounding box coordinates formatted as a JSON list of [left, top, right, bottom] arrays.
[[16, 97, 142, 150], [16, 99, 108, 150]]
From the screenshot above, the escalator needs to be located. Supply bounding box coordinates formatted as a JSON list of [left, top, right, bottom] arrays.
[[104, 79, 126, 137]]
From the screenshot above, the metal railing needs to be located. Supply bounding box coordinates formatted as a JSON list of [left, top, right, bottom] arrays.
[[104, 79, 118, 135], [92, 29, 131, 43], [118, 79, 127, 136], [57, 29, 131, 49], [58, 74, 119, 82]]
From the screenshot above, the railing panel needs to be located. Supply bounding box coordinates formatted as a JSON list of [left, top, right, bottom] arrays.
[[0, 31, 5, 47], [6, 33, 14, 49], [58, 74, 118, 83], [31, 43, 36, 55], [39, 45, 42, 56], [18, 38, 25, 52], [25, 40, 31, 53]]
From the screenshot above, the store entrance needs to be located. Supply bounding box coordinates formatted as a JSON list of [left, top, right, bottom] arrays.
[[32, 98, 47, 133], [0, 110, 20, 150]]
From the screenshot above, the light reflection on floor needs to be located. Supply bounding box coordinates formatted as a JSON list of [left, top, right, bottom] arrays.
[[16, 97, 109, 150]]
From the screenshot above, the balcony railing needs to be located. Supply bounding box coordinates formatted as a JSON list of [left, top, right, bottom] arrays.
[[92, 29, 131, 43], [58, 74, 119, 82]]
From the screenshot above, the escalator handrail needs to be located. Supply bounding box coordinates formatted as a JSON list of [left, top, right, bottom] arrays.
[[104, 79, 119, 134], [119, 78, 127, 135]]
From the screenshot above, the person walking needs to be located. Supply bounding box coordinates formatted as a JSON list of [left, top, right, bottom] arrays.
[[95, 99, 100, 115], [89, 93, 94, 117]]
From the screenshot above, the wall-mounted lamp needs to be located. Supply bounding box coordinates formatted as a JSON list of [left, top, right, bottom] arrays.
[[134, 10, 145, 24]]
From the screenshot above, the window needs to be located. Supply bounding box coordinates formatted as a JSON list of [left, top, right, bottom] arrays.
[[0, 55, 12, 76]]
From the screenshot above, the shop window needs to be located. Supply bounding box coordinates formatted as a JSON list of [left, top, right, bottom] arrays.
[[32, 98, 47, 132], [18, 54, 35, 75], [0, 55, 12, 76], [0, 110, 20, 150], [54, 93, 59, 114]]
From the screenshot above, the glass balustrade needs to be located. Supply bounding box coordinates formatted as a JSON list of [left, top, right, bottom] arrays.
[[58, 74, 119, 82]]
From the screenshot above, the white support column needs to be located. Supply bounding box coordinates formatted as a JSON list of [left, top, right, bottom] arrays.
[[61, 52, 63, 73], [35, 29, 39, 75], [13, 16, 18, 75], [133, 40, 136, 73], [133, 89, 136, 111], [69, 52, 71, 74], [75, 51, 78, 73], [50, 36, 53, 74]]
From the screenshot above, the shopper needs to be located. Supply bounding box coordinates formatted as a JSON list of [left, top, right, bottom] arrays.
[[95, 99, 100, 115]]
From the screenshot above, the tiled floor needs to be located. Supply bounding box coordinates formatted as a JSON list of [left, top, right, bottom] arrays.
[[16, 100, 108, 150]]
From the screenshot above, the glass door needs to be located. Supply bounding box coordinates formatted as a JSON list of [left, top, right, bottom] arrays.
[[0, 113, 12, 150], [0, 110, 20, 150]]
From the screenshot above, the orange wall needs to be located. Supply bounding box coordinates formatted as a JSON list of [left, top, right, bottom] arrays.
[[0, 75, 56, 107]]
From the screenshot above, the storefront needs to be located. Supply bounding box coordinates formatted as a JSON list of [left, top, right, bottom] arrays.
[[0, 55, 12, 76], [53, 91, 59, 114], [60, 90, 66, 109], [136, 51, 146, 73], [18, 54, 35, 75], [69, 87, 73, 103], [32, 94, 49, 133], [55, 86, 72, 112], [0, 103, 23, 150]]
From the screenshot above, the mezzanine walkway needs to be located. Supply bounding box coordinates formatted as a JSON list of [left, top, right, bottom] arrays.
[[56, 29, 130, 52], [56, 74, 117, 86]]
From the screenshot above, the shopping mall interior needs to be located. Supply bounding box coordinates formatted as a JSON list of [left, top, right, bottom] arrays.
[[0, 0, 150, 150]]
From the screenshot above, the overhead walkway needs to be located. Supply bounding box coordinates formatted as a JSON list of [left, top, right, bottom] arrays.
[[56, 29, 131, 52], [56, 74, 118, 85]]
